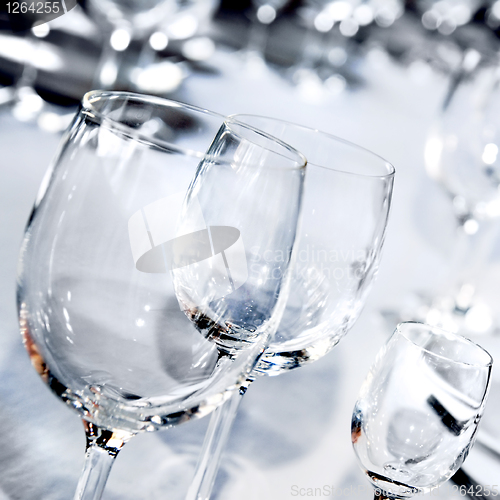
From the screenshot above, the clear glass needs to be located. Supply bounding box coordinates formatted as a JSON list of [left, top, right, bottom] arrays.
[[17, 91, 306, 500], [417, 54, 500, 336], [237, 114, 395, 372], [186, 115, 395, 500], [352, 321, 493, 499]]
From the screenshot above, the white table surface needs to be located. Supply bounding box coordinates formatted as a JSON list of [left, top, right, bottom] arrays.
[[1, 44, 499, 500]]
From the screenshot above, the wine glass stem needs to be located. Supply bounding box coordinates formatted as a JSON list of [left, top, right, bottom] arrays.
[[439, 217, 497, 300], [74, 445, 116, 500], [73, 420, 133, 500], [186, 383, 250, 500]]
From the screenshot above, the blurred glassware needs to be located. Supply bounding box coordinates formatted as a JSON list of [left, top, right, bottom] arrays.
[[17, 91, 306, 500], [292, 0, 336, 90], [0, 25, 80, 133], [159, 0, 218, 42], [398, 0, 498, 80], [410, 51, 500, 337], [185, 115, 395, 500], [291, 0, 404, 96], [415, 0, 482, 35], [241, 0, 290, 70], [85, 0, 218, 93], [0, 25, 54, 122], [0, 0, 82, 122], [485, 0, 500, 30], [352, 321, 492, 499], [85, 0, 175, 90], [133, 0, 219, 94]]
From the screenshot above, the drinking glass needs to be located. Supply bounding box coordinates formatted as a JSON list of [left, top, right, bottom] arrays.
[[352, 321, 493, 499], [420, 53, 500, 336], [186, 115, 395, 500], [17, 91, 306, 500]]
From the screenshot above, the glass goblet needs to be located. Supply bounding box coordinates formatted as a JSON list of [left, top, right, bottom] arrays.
[[186, 115, 395, 500], [418, 55, 500, 336], [17, 91, 306, 500], [352, 321, 493, 499]]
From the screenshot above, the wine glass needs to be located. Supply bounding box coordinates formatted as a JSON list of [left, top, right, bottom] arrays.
[[17, 91, 306, 500], [415, 53, 500, 336], [186, 115, 395, 500], [352, 321, 492, 499]]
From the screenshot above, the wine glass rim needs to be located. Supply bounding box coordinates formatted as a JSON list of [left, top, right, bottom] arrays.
[[81, 91, 307, 170], [396, 321, 493, 368], [229, 113, 395, 179]]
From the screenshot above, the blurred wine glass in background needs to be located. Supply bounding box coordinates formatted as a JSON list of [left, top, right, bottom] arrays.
[[416, 52, 500, 337]]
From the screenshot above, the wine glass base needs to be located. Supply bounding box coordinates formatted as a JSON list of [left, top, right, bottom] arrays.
[[366, 469, 421, 499]]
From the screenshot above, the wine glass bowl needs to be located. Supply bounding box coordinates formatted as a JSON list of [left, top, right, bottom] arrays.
[[185, 115, 394, 500], [352, 322, 493, 499], [231, 116, 395, 375], [17, 91, 306, 498], [425, 58, 500, 222], [405, 54, 500, 337]]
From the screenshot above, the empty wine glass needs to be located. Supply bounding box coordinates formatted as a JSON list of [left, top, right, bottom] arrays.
[[417, 53, 500, 336], [186, 115, 395, 500], [352, 321, 492, 499], [17, 91, 306, 500]]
